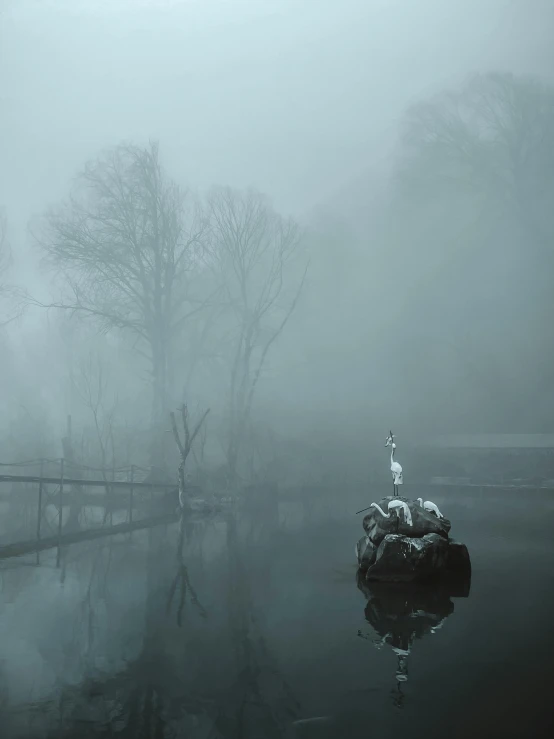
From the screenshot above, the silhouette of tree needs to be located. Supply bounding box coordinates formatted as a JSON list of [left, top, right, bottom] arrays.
[[33, 142, 210, 464], [397, 71, 554, 249]]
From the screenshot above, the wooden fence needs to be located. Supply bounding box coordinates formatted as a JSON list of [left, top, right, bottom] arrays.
[[0, 458, 178, 564]]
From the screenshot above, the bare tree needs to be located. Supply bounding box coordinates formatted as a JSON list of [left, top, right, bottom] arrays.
[[32, 141, 210, 464], [0, 208, 9, 274], [390, 72, 554, 426], [206, 186, 307, 487], [72, 353, 117, 469], [0, 207, 21, 326], [170, 402, 210, 509], [72, 352, 119, 523], [0, 208, 9, 326], [397, 72, 554, 248]]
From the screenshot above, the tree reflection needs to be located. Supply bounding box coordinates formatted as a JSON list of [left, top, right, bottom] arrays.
[[209, 509, 301, 738], [9, 502, 299, 739], [166, 515, 208, 628]]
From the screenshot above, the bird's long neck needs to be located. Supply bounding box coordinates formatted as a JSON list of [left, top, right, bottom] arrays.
[[370, 502, 390, 518], [390, 446, 395, 465]]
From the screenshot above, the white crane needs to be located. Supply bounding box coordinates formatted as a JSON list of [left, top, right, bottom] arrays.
[[416, 498, 444, 518], [385, 431, 403, 496], [369, 499, 413, 526]]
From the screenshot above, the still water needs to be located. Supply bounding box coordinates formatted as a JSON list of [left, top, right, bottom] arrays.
[[1, 487, 553, 739]]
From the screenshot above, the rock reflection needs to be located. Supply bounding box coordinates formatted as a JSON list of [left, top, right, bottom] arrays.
[[357, 572, 471, 708]]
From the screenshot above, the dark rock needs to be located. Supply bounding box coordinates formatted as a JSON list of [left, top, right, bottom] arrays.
[[365, 532, 449, 583], [445, 571, 471, 598], [446, 540, 472, 577], [362, 496, 451, 549], [355, 536, 376, 570], [356, 496, 470, 584]]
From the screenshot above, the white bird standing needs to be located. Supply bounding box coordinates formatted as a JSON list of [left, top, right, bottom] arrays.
[[416, 498, 444, 518], [385, 431, 403, 496]]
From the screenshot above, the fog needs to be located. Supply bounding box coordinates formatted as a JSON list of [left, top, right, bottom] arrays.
[[1, 0, 553, 461], [1, 2, 554, 737]]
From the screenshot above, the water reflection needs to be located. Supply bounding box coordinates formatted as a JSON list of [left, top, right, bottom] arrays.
[[0, 506, 300, 739], [3, 484, 552, 739], [356, 572, 471, 708], [165, 516, 208, 626]]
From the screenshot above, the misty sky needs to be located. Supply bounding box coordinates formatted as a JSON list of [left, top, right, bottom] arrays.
[[2, 0, 553, 256], [2, 0, 554, 438]]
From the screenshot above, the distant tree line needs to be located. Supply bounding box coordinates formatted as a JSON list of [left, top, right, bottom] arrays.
[[385, 70, 554, 432], [2, 69, 553, 479]]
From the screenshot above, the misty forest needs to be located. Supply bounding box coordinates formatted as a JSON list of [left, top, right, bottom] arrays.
[[1, 2, 553, 739]]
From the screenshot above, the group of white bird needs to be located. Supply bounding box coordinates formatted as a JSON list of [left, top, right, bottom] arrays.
[[355, 431, 446, 565], [365, 431, 444, 527], [368, 496, 443, 528]]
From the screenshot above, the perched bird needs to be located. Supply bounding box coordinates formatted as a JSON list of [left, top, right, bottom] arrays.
[[416, 498, 444, 518], [385, 431, 403, 496], [369, 499, 413, 526]]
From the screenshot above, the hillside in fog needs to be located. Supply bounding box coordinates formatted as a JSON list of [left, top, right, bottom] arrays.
[[299, 68, 554, 438]]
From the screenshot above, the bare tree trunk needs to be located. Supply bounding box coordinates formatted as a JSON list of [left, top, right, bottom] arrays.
[[31, 142, 210, 475], [62, 415, 82, 532], [149, 328, 169, 468], [206, 187, 307, 487], [170, 404, 210, 508]]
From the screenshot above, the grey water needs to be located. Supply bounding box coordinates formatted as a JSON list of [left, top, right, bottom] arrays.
[[1, 487, 553, 739]]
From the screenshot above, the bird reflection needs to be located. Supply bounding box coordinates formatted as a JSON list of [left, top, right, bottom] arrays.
[[356, 572, 471, 708]]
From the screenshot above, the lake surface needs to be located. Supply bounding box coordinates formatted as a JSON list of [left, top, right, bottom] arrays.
[[1, 486, 553, 738]]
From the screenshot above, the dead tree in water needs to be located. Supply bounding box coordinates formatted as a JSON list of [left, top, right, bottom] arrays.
[[169, 403, 210, 509]]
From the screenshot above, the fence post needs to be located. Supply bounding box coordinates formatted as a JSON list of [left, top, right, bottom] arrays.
[[36, 459, 44, 566], [56, 458, 64, 568]]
